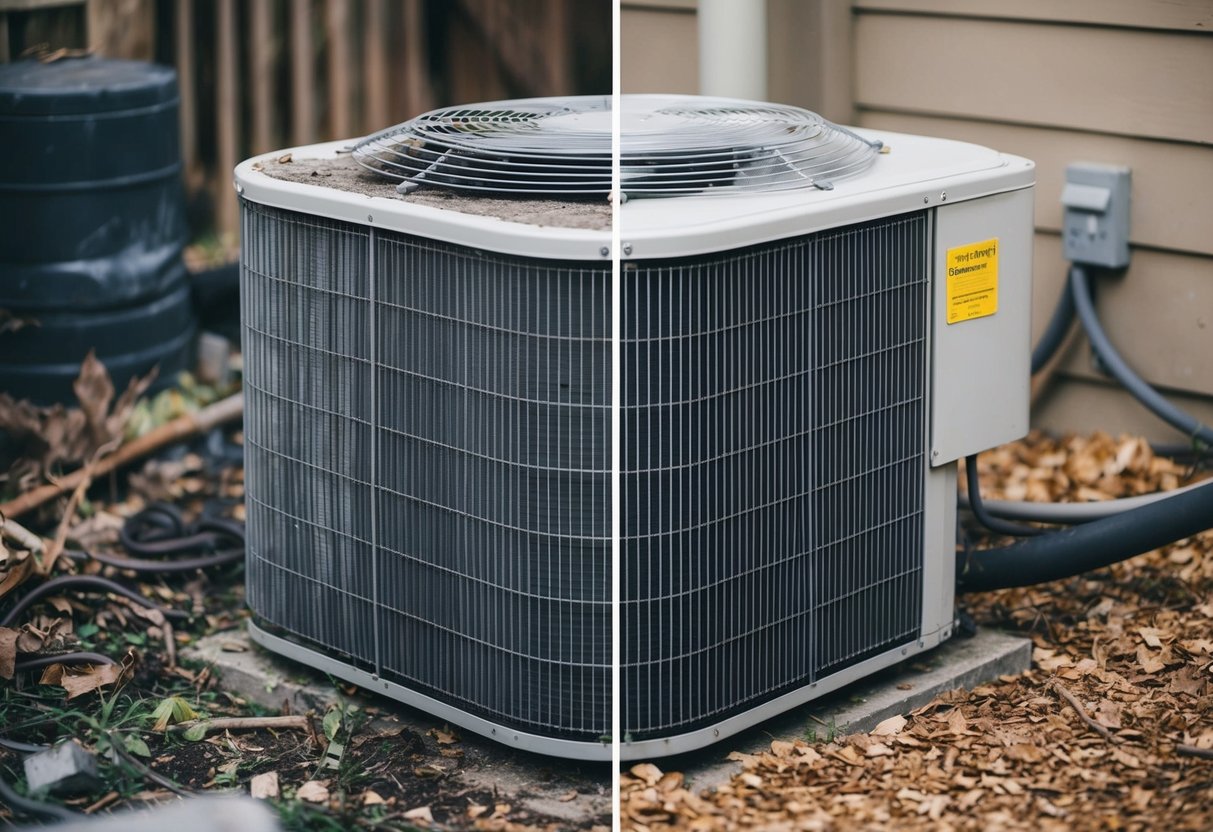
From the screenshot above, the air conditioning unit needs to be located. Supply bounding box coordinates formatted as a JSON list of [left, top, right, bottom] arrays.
[[236, 95, 1034, 762]]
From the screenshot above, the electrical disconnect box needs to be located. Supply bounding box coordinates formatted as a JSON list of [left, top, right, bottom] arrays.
[[1061, 162, 1131, 269]]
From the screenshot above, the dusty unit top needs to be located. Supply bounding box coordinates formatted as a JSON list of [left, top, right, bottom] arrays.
[[235, 94, 1033, 261]]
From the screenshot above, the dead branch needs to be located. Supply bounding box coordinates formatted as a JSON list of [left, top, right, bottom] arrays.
[[42, 438, 119, 576], [167, 715, 312, 736], [1177, 744, 1213, 760], [0, 394, 243, 521], [1051, 679, 1113, 741], [0, 517, 43, 553]]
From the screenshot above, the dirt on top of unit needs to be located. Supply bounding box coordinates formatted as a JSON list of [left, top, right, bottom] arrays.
[[255, 153, 612, 231]]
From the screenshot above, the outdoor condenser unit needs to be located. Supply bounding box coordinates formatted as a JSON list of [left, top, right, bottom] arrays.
[[236, 95, 1034, 761]]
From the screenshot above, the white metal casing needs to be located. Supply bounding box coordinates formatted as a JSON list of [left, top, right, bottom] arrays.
[[236, 126, 1035, 760]]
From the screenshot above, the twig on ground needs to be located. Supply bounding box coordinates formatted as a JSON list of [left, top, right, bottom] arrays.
[[42, 438, 119, 576], [167, 715, 312, 736], [0, 393, 244, 520], [83, 791, 120, 814], [1177, 744, 1213, 760], [1051, 679, 1113, 741], [1, 517, 44, 553]]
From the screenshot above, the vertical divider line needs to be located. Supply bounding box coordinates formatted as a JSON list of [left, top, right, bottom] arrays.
[[610, 2, 623, 824], [369, 226, 381, 678]]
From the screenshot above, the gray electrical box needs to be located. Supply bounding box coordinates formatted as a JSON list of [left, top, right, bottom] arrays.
[[1061, 162, 1131, 268]]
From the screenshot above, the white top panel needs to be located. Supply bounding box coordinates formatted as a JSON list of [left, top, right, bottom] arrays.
[[620, 128, 1035, 259], [234, 141, 612, 262]]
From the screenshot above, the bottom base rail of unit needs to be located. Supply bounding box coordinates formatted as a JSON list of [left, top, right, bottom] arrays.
[[246, 620, 613, 762], [620, 626, 952, 760], [247, 620, 952, 761]]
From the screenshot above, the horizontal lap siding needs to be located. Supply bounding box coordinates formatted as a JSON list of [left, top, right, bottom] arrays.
[[854, 6, 1213, 438]]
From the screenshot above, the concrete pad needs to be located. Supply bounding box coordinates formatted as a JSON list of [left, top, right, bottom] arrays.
[[183, 629, 612, 829], [659, 628, 1032, 791], [184, 625, 1028, 821]]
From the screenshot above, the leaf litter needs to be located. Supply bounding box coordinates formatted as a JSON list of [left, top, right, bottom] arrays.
[[622, 431, 1213, 831]]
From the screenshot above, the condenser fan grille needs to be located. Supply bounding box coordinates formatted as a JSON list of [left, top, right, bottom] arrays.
[[352, 95, 881, 197]]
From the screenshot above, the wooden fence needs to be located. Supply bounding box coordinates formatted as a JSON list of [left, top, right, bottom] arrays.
[[2, 0, 608, 239]]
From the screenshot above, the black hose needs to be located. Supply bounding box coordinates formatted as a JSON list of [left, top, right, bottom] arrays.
[[14, 652, 117, 672], [64, 547, 244, 573], [0, 772, 80, 822], [114, 502, 245, 571], [958, 477, 1213, 592], [0, 575, 188, 628], [1031, 274, 1076, 374], [1072, 266, 1213, 447], [964, 455, 1048, 537], [0, 737, 49, 754]]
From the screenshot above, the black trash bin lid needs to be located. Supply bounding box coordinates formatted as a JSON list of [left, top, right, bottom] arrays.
[[0, 56, 177, 116]]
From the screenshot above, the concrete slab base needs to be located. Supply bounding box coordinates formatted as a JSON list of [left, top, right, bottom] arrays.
[[182, 628, 612, 829], [183, 625, 1028, 822], [657, 628, 1032, 791]]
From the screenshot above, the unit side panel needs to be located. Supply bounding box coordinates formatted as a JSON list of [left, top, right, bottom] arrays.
[[622, 214, 930, 740], [931, 188, 1034, 464], [241, 201, 378, 666], [241, 201, 612, 743], [370, 237, 612, 741]]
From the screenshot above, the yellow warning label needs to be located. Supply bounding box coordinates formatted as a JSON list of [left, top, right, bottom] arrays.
[[946, 238, 999, 324]]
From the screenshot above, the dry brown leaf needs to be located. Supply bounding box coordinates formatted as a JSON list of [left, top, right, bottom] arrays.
[[0, 549, 33, 602], [630, 762, 663, 785], [556, 790, 578, 802], [296, 780, 329, 803], [871, 714, 908, 736], [431, 726, 459, 745], [1094, 699, 1123, 730], [467, 804, 489, 819], [361, 790, 386, 806], [403, 806, 432, 823], [0, 627, 18, 679], [249, 771, 279, 800], [0, 352, 154, 485], [1136, 644, 1165, 674], [39, 657, 127, 699]]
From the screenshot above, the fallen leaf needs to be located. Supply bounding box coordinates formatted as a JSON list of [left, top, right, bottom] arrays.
[[1137, 644, 1165, 674], [296, 780, 329, 803], [630, 762, 663, 785], [250, 771, 279, 800], [362, 789, 385, 806], [0, 627, 18, 679], [557, 789, 578, 802], [871, 714, 907, 736], [431, 726, 459, 745], [403, 806, 432, 822], [39, 659, 127, 699]]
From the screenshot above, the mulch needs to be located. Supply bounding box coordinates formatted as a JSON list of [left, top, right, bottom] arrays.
[[622, 431, 1213, 831]]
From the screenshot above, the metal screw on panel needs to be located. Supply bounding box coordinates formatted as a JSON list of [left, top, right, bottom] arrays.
[[623, 243, 633, 256], [235, 182, 243, 195], [901, 647, 908, 655], [923, 196, 929, 204], [932, 450, 940, 460], [940, 191, 947, 202], [367, 214, 374, 223], [599, 246, 610, 257]]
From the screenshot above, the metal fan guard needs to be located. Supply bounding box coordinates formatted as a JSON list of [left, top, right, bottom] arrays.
[[352, 94, 881, 198]]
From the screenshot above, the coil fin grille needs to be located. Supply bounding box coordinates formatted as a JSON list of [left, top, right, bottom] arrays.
[[242, 202, 611, 740], [621, 213, 929, 738]]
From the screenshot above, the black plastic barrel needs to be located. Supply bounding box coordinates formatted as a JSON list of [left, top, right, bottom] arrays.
[[0, 57, 195, 403]]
